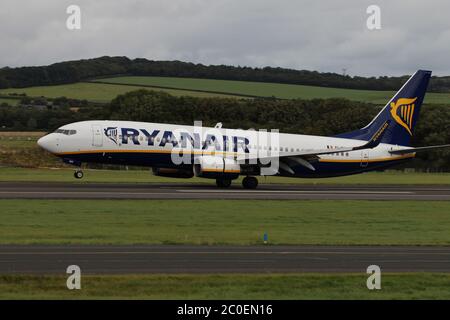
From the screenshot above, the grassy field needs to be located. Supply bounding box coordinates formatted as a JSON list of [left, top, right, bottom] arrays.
[[0, 82, 239, 102], [0, 133, 44, 148], [1, 199, 449, 245], [1, 273, 449, 299], [0, 133, 60, 167], [0, 97, 20, 106], [0, 167, 449, 184], [93, 76, 450, 104], [1, 76, 449, 104]]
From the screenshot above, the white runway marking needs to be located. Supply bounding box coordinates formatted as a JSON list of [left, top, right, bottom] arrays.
[[0, 190, 414, 195], [0, 251, 448, 255], [177, 189, 414, 194]]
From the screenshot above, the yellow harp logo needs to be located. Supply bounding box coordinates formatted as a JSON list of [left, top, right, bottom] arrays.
[[390, 97, 417, 135]]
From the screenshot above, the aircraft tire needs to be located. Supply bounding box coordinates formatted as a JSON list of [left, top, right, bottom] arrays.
[[74, 170, 84, 179], [216, 178, 232, 188], [242, 176, 258, 189]]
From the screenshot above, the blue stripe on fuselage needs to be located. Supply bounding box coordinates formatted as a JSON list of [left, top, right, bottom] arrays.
[[59, 151, 413, 178], [282, 158, 412, 178]]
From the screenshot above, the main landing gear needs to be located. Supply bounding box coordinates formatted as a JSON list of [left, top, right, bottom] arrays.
[[242, 176, 258, 189], [215, 176, 259, 189], [74, 169, 84, 179], [216, 178, 232, 188]]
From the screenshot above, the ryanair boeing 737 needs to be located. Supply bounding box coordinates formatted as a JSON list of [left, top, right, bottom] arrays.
[[37, 70, 450, 189]]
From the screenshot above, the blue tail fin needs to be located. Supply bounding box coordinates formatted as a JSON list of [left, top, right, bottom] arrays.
[[336, 70, 432, 146]]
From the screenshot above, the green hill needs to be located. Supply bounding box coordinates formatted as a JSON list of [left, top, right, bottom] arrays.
[[93, 76, 450, 104], [1, 76, 449, 104], [0, 82, 238, 103]]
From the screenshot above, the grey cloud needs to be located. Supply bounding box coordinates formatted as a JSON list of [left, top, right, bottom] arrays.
[[1, 0, 450, 76]]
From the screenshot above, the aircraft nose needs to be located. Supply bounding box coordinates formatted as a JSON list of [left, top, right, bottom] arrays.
[[37, 134, 57, 153]]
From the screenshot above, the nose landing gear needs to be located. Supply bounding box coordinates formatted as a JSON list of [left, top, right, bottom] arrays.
[[74, 169, 84, 179]]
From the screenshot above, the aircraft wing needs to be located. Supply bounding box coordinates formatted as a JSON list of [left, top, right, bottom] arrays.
[[389, 144, 450, 155]]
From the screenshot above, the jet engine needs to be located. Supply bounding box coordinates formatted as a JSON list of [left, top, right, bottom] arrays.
[[193, 155, 240, 179], [152, 167, 194, 178]]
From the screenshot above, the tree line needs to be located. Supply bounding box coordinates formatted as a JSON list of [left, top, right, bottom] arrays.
[[2, 56, 450, 92], [1, 90, 448, 170]]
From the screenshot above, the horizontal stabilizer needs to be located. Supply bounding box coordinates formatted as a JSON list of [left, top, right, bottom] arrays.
[[389, 144, 450, 155]]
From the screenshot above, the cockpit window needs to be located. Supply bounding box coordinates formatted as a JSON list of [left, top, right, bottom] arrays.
[[54, 129, 77, 135]]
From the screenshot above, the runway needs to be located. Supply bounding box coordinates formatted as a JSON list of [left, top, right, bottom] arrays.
[[1, 245, 449, 274], [0, 182, 449, 200]]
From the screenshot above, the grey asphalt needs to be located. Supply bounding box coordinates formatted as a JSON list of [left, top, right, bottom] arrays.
[[0, 245, 449, 274], [0, 182, 449, 200]]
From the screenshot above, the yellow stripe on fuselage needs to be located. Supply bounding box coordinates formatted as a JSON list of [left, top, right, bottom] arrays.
[[56, 149, 241, 157]]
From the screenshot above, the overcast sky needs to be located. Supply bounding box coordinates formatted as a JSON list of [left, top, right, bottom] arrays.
[[1, 0, 449, 76]]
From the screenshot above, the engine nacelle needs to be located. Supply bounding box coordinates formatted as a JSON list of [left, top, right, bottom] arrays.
[[152, 167, 194, 178], [194, 156, 240, 179]]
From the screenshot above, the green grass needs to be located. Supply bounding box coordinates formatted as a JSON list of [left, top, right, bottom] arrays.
[[0, 138, 60, 167], [2, 76, 449, 104], [0, 199, 449, 245], [0, 132, 44, 147], [0, 167, 449, 184], [0, 97, 20, 106], [0, 82, 240, 102], [0, 139, 39, 147], [93, 76, 450, 104], [1, 273, 450, 299]]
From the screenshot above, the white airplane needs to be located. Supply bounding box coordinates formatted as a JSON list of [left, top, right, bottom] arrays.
[[37, 70, 449, 189]]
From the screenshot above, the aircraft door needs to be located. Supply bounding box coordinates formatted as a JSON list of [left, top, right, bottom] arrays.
[[92, 124, 103, 147], [360, 150, 369, 167]]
